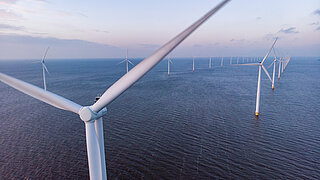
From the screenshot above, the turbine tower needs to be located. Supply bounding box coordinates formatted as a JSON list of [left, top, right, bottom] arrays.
[[0, 1, 231, 179], [167, 56, 173, 76], [278, 57, 282, 79], [209, 57, 212, 70], [193, 56, 195, 72], [221, 56, 223, 66], [272, 55, 276, 90]]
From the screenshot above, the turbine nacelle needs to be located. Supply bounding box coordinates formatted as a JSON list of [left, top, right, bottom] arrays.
[[79, 106, 107, 122]]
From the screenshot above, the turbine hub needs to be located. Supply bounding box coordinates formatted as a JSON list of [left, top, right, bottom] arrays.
[[79, 106, 107, 122]]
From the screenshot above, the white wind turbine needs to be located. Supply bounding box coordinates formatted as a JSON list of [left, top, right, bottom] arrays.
[[278, 57, 282, 79], [282, 56, 290, 72], [119, 49, 134, 73], [267, 48, 281, 90], [0, 1, 230, 179], [193, 56, 195, 72], [235, 38, 277, 117], [221, 56, 223, 66], [281, 58, 284, 74], [34, 47, 50, 90], [209, 56, 212, 70], [271, 53, 277, 90], [167, 56, 173, 76]]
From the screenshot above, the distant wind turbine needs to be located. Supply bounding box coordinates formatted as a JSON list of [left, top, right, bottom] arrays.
[[221, 56, 223, 66], [267, 48, 282, 90], [235, 38, 277, 117], [193, 56, 195, 72], [167, 56, 173, 76], [209, 57, 212, 70], [0, 1, 230, 179], [119, 49, 134, 73], [278, 57, 282, 79], [34, 47, 50, 91], [230, 56, 232, 65]]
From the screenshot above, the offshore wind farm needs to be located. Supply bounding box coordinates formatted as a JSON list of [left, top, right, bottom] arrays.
[[0, 0, 320, 179]]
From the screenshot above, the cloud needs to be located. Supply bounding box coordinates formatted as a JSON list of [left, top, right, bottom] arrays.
[[316, 26, 320, 31], [0, 0, 47, 5], [0, 0, 19, 5], [310, 22, 319, 26], [313, 9, 320, 16], [256, 17, 262, 20], [230, 38, 245, 43], [0, 34, 123, 59], [0, 24, 24, 30], [0, 9, 20, 18], [192, 44, 203, 48], [278, 27, 299, 34], [93, 29, 109, 34]]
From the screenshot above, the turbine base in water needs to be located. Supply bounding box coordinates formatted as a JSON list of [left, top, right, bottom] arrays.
[[255, 112, 259, 116], [272, 86, 275, 90]]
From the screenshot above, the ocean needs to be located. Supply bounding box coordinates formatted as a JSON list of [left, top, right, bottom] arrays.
[[0, 57, 319, 179]]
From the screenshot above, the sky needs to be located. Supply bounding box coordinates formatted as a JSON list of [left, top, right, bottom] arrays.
[[0, 0, 319, 59]]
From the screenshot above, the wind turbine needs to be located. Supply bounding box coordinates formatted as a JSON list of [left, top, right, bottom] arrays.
[[267, 48, 282, 90], [193, 56, 195, 72], [281, 58, 284, 74], [267, 50, 277, 90], [235, 38, 277, 117], [0, 1, 230, 179], [119, 49, 134, 73], [230, 56, 232, 65], [34, 47, 50, 90], [278, 57, 282, 79], [221, 56, 223, 66], [237, 56, 239, 64], [167, 56, 173, 76]]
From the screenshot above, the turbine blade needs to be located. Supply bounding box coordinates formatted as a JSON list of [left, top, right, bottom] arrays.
[[90, 0, 231, 113], [262, 65, 272, 83], [127, 59, 135, 66], [94, 118, 107, 180], [85, 122, 103, 180], [117, 59, 127, 65], [267, 62, 274, 69], [272, 47, 277, 59], [42, 46, 50, 63], [261, 38, 278, 64], [0, 72, 82, 114], [169, 59, 173, 64], [43, 64, 50, 74]]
